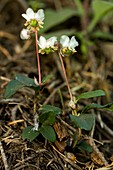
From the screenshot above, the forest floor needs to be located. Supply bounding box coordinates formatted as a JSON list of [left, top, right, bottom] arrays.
[[0, 0, 113, 170]]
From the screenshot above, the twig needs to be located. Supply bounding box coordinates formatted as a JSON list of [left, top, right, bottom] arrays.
[[0, 31, 16, 40], [0, 141, 9, 170], [89, 138, 108, 166], [51, 144, 82, 170], [57, 116, 78, 134], [0, 45, 13, 60], [52, 149, 65, 170], [96, 113, 113, 137]]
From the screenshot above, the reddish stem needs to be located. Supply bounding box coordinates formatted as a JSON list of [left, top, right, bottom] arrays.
[[58, 52, 73, 101], [35, 30, 42, 85]]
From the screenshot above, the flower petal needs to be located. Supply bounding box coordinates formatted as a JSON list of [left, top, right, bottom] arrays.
[[22, 8, 35, 21], [26, 8, 35, 19], [47, 37, 57, 47], [21, 14, 29, 20], [35, 9, 45, 21], [60, 35, 69, 47], [38, 36, 47, 49], [69, 36, 78, 49]]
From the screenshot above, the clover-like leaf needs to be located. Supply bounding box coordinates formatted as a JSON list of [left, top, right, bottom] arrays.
[[22, 126, 39, 141], [39, 105, 61, 115], [4, 80, 25, 98], [39, 111, 56, 125], [70, 113, 95, 131], [15, 74, 38, 87], [39, 125, 56, 142], [4, 74, 40, 99]]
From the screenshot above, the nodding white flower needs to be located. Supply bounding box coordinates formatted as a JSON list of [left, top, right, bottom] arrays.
[[22, 8, 44, 22], [60, 35, 78, 56], [20, 28, 30, 40], [38, 36, 58, 54]]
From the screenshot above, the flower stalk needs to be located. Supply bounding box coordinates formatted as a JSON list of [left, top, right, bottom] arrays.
[[58, 52, 73, 101], [35, 29, 42, 85]]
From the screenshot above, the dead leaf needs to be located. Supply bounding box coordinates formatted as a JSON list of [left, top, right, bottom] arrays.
[[54, 122, 69, 141]]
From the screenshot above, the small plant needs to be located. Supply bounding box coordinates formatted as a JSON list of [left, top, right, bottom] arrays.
[[3, 7, 113, 153]]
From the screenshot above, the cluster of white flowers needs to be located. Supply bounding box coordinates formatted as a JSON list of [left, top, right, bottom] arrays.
[[20, 8, 79, 56], [20, 8, 45, 40]]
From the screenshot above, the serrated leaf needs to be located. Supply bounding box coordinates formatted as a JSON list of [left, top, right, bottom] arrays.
[[39, 125, 56, 142], [39, 111, 56, 125], [4, 80, 25, 98], [22, 126, 39, 141], [77, 141, 93, 153], [70, 113, 95, 131], [82, 102, 113, 114], [40, 8, 80, 33], [76, 90, 105, 102], [15, 74, 38, 87], [39, 105, 61, 115], [88, 0, 113, 32]]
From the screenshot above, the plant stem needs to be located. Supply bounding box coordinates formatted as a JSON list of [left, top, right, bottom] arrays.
[[35, 29, 42, 86], [58, 52, 73, 101]]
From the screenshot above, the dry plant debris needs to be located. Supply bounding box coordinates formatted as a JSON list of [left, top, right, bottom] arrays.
[[0, 0, 113, 169]]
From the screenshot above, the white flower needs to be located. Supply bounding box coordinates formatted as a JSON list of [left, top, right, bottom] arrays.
[[39, 36, 57, 49], [38, 36, 58, 54], [22, 8, 44, 22], [20, 28, 30, 40], [60, 35, 78, 52]]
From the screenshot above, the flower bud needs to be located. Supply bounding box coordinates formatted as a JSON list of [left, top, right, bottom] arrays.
[[20, 29, 30, 40]]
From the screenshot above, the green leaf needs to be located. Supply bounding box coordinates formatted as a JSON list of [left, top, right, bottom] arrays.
[[88, 0, 113, 32], [76, 90, 105, 102], [39, 125, 56, 142], [15, 74, 37, 87], [82, 102, 113, 114], [4, 80, 25, 98], [74, 0, 84, 15], [42, 74, 52, 83], [41, 8, 80, 33], [4, 74, 40, 98], [39, 105, 61, 115], [70, 113, 95, 131], [91, 31, 113, 41], [22, 126, 39, 141], [39, 111, 56, 125], [77, 141, 93, 153]]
